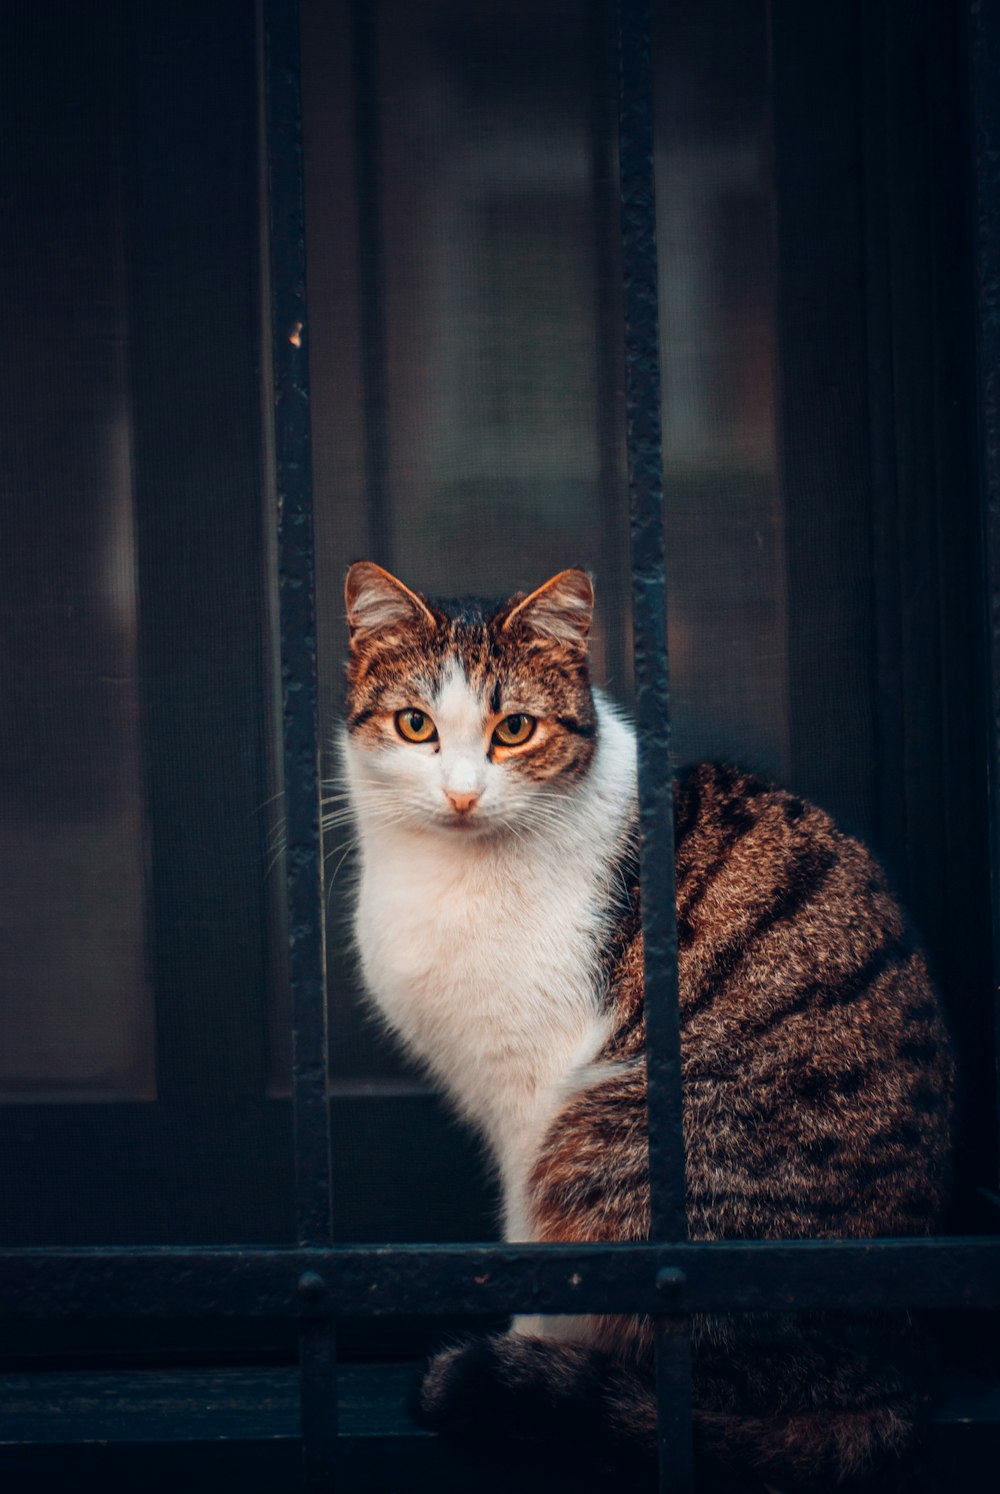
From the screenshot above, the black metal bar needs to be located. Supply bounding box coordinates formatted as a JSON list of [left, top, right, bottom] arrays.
[[617, 1, 691, 1488], [297, 1316, 337, 1484], [616, 0, 685, 1251], [7, 1236, 998, 1318], [263, 0, 330, 1252], [654, 1320, 694, 1491], [262, 0, 335, 1488], [970, 0, 1000, 1180], [350, 0, 393, 570]]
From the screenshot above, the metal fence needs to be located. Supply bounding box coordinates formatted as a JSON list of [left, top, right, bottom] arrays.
[[2, 1, 1000, 1491]]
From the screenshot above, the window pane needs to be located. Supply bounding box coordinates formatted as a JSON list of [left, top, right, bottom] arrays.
[[656, 0, 788, 780], [0, 1, 152, 1100]]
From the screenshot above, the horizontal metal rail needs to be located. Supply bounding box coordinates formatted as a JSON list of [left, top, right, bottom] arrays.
[[1, 1237, 998, 1317]]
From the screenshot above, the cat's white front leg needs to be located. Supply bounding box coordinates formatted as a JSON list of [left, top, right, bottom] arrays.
[[501, 1176, 533, 1245], [511, 1312, 596, 1343], [503, 1164, 599, 1347]]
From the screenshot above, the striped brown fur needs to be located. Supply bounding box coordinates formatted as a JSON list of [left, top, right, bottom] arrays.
[[420, 768, 953, 1487], [533, 764, 952, 1248], [462, 764, 951, 1486]]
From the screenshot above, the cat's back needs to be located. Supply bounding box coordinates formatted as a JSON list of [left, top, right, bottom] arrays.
[[670, 762, 954, 1240]]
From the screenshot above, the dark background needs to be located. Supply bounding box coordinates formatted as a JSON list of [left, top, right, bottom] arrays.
[[0, 0, 994, 1397]]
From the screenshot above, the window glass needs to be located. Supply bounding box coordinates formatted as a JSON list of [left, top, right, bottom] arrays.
[[656, 0, 788, 780], [0, 1, 152, 1100]]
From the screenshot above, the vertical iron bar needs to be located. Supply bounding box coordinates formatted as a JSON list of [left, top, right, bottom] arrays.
[[351, 0, 393, 570], [617, 3, 692, 1492], [616, 0, 687, 1255], [262, 1, 336, 1488], [970, 0, 1000, 1179], [654, 1322, 695, 1492]]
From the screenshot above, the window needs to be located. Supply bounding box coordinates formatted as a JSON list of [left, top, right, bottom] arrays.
[[1, 0, 998, 1488]]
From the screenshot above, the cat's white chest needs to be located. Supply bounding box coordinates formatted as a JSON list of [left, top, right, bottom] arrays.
[[355, 831, 612, 1190], [344, 692, 637, 1237]]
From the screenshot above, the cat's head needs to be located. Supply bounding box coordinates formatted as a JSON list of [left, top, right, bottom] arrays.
[[342, 563, 597, 838]]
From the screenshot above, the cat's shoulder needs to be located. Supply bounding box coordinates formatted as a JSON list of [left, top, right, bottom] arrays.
[[673, 759, 805, 838], [671, 759, 895, 897], [674, 760, 846, 838]]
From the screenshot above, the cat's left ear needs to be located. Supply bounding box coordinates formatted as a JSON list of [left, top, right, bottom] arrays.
[[345, 561, 437, 645], [501, 569, 594, 648]]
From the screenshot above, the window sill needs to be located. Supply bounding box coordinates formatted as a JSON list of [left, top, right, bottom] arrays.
[[0, 1364, 996, 1492]]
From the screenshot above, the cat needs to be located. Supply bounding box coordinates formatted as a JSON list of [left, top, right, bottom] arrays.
[[340, 560, 954, 1492]]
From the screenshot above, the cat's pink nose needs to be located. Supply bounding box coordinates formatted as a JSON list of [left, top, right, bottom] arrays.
[[445, 788, 480, 815]]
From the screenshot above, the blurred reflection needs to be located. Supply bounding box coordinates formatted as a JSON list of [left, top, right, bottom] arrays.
[[657, 0, 787, 778], [0, 2, 152, 1098]]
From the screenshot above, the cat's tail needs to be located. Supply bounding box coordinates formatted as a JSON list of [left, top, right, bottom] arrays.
[[417, 1331, 656, 1482], [417, 1330, 923, 1493]]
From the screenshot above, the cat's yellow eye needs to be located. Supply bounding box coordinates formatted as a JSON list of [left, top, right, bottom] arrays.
[[492, 713, 536, 747], [395, 708, 437, 743]]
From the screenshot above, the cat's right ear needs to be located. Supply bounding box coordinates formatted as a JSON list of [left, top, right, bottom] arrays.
[[500, 569, 594, 649], [344, 562, 437, 645]]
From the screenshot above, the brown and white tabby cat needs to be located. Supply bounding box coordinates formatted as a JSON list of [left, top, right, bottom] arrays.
[[341, 561, 954, 1492]]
